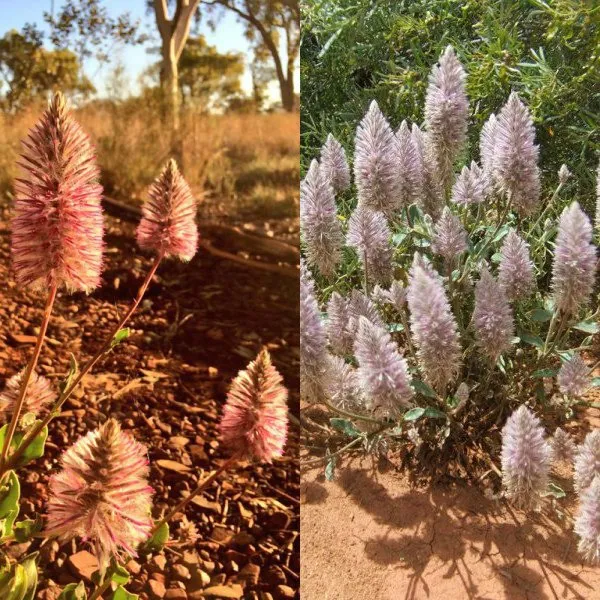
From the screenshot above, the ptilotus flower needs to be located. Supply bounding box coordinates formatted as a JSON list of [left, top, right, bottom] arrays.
[[354, 100, 400, 214], [558, 164, 571, 185], [551, 427, 576, 464], [493, 92, 540, 215], [320, 134, 351, 193], [300, 269, 328, 402], [424, 45, 469, 193], [347, 289, 385, 336], [325, 355, 363, 409], [501, 405, 551, 511], [575, 475, 600, 564], [0, 370, 56, 421], [551, 202, 596, 316], [346, 206, 393, 285], [558, 354, 590, 398], [498, 230, 535, 301], [354, 317, 413, 411], [373, 280, 407, 313], [596, 161, 600, 233], [472, 268, 514, 363], [450, 161, 487, 206], [326, 292, 353, 355], [12, 92, 104, 292], [407, 254, 461, 392], [219, 349, 288, 463], [300, 159, 344, 277], [137, 159, 198, 261], [411, 124, 443, 218], [479, 113, 498, 180], [574, 430, 600, 494], [46, 419, 153, 572], [431, 207, 468, 263], [395, 120, 422, 208]]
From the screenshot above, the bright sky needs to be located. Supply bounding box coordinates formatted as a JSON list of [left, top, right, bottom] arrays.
[[0, 0, 297, 102]]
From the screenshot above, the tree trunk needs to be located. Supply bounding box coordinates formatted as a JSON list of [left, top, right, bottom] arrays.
[[162, 38, 180, 131], [279, 76, 294, 112]]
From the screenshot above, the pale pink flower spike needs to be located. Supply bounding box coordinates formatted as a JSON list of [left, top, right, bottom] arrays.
[[137, 159, 199, 261], [219, 349, 288, 463], [0, 370, 56, 421], [12, 92, 104, 292], [46, 419, 153, 572]]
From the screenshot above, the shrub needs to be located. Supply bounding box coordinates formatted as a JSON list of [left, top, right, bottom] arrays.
[[301, 0, 600, 208], [300, 45, 600, 564]]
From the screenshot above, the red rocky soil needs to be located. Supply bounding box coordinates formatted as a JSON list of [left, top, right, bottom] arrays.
[[0, 201, 299, 600]]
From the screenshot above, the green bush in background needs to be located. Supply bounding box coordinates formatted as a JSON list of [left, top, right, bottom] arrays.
[[301, 0, 600, 209]]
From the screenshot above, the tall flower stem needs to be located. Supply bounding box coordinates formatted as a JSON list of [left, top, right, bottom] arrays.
[[527, 182, 563, 239], [151, 452, 241, 537], [3, 255, 163, 472], [0, 283, 57, 468]]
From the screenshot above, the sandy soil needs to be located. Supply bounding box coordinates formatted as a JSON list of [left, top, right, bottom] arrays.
[[301, 457, 600, 600]]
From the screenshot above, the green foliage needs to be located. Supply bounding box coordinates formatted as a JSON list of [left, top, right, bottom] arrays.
[[58, 582, 87, 600], [301, 0, 600, 205], [0, 27, 94, 110], [0, 553, 38, 600], [143, 522, 169, 552], [0, 471, 19, 539]]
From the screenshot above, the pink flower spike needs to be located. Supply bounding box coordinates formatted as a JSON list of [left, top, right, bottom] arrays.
[[46, 419, 153, 573], [137, 159, 198, 261], [12, 92, 104, 292], [0, 370, 56, 421], [219, 349, 288, 463]]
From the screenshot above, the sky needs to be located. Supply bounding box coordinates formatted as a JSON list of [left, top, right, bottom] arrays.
[[0, 0, 296, 102]]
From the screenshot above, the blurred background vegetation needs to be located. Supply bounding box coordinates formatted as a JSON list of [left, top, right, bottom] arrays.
[[301, 0, 600, 209], [0, 0, 299, 224]]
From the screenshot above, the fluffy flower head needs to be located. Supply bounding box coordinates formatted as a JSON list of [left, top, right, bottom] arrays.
[[219, 349, 288, 463], [346, 206, 393, 285], [574, 430, 600, 494], [354, 100, 400, 214], [300, 159, 343, 277], [12, 92, 104, 292], [493, 93, 540, 215], [354, 317, 413, 411], [558, 354, 590, 398], [451, 161, 487, 206], [407, 254, 461, 391], [498, 230, 534, 300], [395, 120, 422, 208], [551, 201, 596, 316], [501, 406, 551, 511], [320, 134, 351, 193], [431, 206, 468, 262], [575, 476, 600, 564], [46, 419, 153, 571], [137, 159, 198, 261], [0, 370, 56, 421]]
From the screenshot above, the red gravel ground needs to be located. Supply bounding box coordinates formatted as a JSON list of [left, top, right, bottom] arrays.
[[0, 201, 299, 600]]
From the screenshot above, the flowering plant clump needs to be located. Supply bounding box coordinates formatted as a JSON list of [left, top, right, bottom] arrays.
[[300, 46, 600, 564], [0, 94, 289, 597]]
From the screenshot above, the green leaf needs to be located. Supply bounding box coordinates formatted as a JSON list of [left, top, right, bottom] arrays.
[[110, 328, 131, 349], [58, 582, 87, 600], [518, 332, 544, 348], [59, 354, 78, 394], [111, 564, 130, 585], [329, 418, 359, 437], [530, 308, 553, 322], [423, 407, 447, 420], [411, 379, 437, 398], [531, 368, 558, 378], [324, 450, 335, 481], [0, 471, 20, 538], [573, 321, 600, 334], [403, 407, 425, 421], [491, 224, 510, 243], [13, 517, 43, 543], [112, 585, 138, 600], [0, 563, 27, 600], [591, 377, 600, 387], [12, 426, 48, 468], [542, 482, 566, 499], [20, 553, 38, 600], [144, 521, 169, 552], [387, 323, 404, 333]]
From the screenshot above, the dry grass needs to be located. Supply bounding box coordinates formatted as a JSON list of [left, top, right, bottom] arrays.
[[0, 103, 299, 220]]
